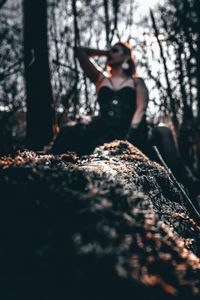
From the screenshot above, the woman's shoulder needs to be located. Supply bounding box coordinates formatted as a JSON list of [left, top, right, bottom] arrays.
[[132, 77, 147, 88], [130, 77, 146, 90], [133, 77, 145, 83]]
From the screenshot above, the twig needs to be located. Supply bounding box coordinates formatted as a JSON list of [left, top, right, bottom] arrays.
[[150, 10, 178, 130], [52, 60, 76, 72], [0, 0, 7, 9], [153, 145, 200, 221], [103, 0, 110, 47], [72, 0, 80, 118]]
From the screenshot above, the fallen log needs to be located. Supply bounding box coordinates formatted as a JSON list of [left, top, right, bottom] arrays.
[[0, 140, 200, 300]]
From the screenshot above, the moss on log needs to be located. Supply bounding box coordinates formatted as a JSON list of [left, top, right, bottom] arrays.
[[0, 140, 200, 300]]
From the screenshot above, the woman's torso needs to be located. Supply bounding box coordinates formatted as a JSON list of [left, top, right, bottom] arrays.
[[96, 76, 137, 136]]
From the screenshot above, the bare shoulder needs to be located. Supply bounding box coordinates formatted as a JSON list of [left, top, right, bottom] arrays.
[[134, 78, 148, 92], [134, 77, 146, 85]]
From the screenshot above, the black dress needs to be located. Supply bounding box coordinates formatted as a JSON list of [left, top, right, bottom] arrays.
[[50, 85, 148, 155]]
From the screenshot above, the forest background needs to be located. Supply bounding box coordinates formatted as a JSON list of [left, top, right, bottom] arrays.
[[0, 0, 199, 184]]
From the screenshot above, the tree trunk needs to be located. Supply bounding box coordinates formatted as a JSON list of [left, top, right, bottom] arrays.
[[23, 0, 54, 150]]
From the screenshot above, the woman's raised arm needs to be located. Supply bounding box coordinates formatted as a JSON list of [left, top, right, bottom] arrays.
[[75, 47, 109, 84]]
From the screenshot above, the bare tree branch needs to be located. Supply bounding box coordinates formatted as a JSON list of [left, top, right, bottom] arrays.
[[150, 9, 178, 130], [72, 0, 80, 118], [103, 0, 110, 47], [0, 0, 7, 9]]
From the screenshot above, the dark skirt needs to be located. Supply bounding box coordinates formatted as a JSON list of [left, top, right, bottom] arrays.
[[50, 116, 149, 156]]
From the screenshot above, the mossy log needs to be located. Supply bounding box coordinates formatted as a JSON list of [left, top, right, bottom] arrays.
[[0, 140, 200, 300]]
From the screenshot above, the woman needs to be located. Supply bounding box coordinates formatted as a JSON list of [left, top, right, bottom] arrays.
[[48, 42, 150, 155]]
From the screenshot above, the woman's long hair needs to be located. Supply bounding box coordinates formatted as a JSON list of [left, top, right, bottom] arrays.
[[107, 42, 136, 77]]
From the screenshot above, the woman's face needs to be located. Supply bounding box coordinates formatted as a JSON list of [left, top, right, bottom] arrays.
[[107, 45, 126, 67]]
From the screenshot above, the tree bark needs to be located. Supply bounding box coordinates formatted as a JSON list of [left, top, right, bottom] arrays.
[[23, 0, 55, 150]]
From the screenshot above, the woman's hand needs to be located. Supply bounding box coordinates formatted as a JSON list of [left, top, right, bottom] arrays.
[[130, 123, 140, 129], [67, 120, 78, 126], [126, 126, 139, 141], [104, 49, 110, 57], [126, 123, 140, 139], [75, 47, 107, 83], [80, 116, 92, 125]]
